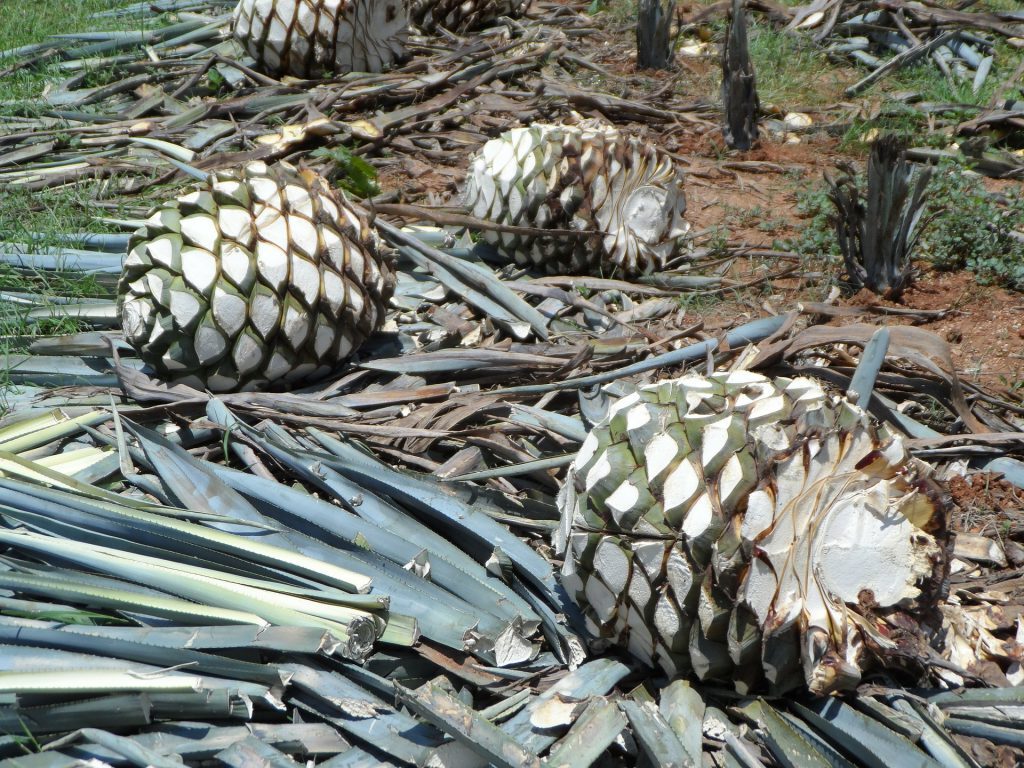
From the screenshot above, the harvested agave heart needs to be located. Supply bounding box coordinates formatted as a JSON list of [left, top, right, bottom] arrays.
[[408, 0, 528, 33], [555, 371, 949, 695], [232, 0, 408, 78], [118, 161, 394, 393], [463, 123, 688, 277]]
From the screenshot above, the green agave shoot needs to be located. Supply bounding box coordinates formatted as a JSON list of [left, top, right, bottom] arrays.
[[556, 371, 948, 695], [232, 0, 409, 78], [463, 123, 688, 276], [409, 0, 529, 33], [118, 161, 394, 393]]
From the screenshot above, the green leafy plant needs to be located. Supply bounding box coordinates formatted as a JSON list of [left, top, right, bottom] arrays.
[[313, 145, 381, 199], [206, 67, 227, 90], [921, 163, 1024, 290], [780, 186, 839, 260], [788, 159, 1024, 293]]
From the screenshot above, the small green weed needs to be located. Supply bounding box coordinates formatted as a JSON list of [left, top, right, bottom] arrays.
[[840, 109, 936, 150], [677, 290, 725, 315], [703, 225, 732, 258], [716, 203, 789, 234], [312, 145, 381, 199], [922, 164, 1024, 289], [778, 186, 839, 261]]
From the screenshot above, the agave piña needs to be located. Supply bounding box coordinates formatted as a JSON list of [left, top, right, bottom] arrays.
[[118, 161, 393, 392], [556, 371, 948, 694], [463, 123, 688, 277], [232, 0, 409, 78]]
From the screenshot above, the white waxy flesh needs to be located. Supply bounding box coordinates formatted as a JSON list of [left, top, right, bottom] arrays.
[[180, 214, 218, 252], [180, 246, 218, 295], [594, 538, 631, 594], [210, 287, 247, 339], [605, 480, 641, 527]]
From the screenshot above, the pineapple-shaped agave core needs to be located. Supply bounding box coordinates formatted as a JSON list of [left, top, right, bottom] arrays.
[[463, 123, 688, 276], [556, 371, 949, 695], [118, 161, 394, 393], [232, 0, 409, 78], [408, 0, 529, 33]]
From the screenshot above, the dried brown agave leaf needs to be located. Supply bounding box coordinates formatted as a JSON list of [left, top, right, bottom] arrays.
[[752, 323, 986, 433]]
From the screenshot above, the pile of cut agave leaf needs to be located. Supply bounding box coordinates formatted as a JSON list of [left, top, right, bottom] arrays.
[[0, 2, 1022, 768], [5, 292, 1024, 768], [3, 312, 1024, 768]]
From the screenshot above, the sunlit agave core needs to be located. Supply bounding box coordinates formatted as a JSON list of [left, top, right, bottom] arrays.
[[463, 123, 689, 277], [118, 161, 394, 393], [556, 371, 949, 694]]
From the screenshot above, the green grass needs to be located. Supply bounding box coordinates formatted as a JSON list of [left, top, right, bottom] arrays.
[[0, 0, 189, 413], [0, 184, 121, 373], [747, 21, 849, 107], [593, 0, 1024, 118], [0, 1, 148, 365], [840, 35, 1024, 146], [0, 183, 113, 238], [0, 1, 154, 108], [0, 0, 144, 374], [0, 1, 139, 53]]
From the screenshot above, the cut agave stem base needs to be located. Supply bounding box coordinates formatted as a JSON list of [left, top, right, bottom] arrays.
[[556, 371, 949, 695]]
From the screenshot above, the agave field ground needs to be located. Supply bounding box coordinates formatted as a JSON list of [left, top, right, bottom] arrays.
[[1, 0, 1024, 766]]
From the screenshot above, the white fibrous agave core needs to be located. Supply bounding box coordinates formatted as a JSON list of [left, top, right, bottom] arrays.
[[555, 371, 949, 695], [232, 0, 409, 78]]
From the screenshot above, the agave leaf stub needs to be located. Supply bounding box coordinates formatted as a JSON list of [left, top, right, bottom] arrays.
[[463, 123, 689, 276], [232, 0, 409, 78], [119, 161, 394, 393], [557, 371, 949, 695]]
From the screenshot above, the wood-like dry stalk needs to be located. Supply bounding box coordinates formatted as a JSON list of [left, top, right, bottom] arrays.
[[721, 0, 759, 151], [636, 0, 676, 70]]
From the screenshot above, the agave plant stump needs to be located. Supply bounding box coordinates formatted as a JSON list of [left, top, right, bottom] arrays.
[[637, 0, 676, 70], [721, 0, 759, 151]]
